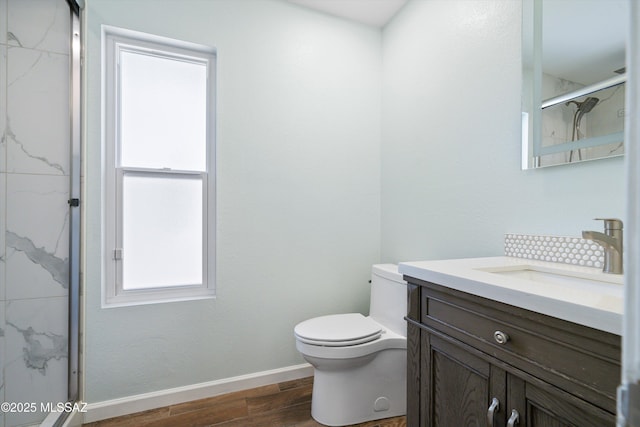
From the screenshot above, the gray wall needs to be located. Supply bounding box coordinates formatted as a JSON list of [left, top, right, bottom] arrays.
[[84, 0, 382, 402], [83, 0, 626, 405], [381, 0, 625, 263]]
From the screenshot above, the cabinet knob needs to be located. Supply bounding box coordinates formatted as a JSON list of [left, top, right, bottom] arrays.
[[487, 397, 500, 426], [494, 330, 510, 345], [507, 409, 520, 426]]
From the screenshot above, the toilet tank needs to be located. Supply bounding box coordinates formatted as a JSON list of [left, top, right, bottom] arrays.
[[369, 264, 407, 337]]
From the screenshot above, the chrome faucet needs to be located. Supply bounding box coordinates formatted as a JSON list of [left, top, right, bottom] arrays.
[[582, 218, 623, 274]]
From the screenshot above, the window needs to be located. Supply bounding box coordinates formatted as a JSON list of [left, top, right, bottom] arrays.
[[103, 26, 216, 306]]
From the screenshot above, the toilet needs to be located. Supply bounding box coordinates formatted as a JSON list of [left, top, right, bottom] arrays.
[[294, 264, 407, 426]]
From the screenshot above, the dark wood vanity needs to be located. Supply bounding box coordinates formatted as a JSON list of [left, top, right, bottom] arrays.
[[405, 276, 621, 427]]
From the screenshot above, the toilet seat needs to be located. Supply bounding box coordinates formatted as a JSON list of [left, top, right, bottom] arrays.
[[294, 313, 383, 347]]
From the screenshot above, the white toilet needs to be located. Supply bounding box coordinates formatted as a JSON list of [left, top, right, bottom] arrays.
[[294, 264, 407, 426]]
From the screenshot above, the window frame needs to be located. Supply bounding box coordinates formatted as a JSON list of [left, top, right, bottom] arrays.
[[102, 25, 216, 307]]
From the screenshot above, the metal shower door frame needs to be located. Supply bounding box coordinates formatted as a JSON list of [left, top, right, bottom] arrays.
[[45, 2, 83, 427], [67, 0, 82, 405]]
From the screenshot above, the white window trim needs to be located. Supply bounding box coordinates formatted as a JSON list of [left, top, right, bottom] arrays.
[[102, 25, 216, 307]]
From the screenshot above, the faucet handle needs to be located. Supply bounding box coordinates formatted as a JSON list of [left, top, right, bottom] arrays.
[[594, 218, 623, 230]]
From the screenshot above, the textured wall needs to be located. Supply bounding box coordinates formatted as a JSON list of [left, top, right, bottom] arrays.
[[82, 0, 628, 406], [381, 0, 625, 263], [83, 0, 382, 402]]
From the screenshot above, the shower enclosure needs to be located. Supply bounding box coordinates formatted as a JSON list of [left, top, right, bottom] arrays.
[[1, 0, 81, 426]]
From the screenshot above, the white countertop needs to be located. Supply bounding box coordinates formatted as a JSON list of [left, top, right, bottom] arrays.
[[399, 256, 623, 335]]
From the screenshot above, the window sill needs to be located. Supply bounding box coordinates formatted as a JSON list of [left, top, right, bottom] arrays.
[[102, 287, 216, 308]]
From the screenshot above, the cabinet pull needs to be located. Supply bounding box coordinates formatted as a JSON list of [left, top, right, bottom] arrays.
[[494, 330, 510, 345], [507, 409, 520, 426], [487, 397, 500, 426]]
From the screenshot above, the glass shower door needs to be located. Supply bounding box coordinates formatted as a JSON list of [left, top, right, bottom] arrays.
[[0, 0, 80, 425]]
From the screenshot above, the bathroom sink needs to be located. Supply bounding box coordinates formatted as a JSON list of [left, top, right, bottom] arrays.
[[398, 257, 624, 335], [477, 264, 622, 292]]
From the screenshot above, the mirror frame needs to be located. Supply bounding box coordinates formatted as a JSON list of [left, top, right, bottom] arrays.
[[521, 0, 626, 169]]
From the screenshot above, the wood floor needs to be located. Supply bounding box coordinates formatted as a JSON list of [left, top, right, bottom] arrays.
[[82, 376, 406, 427]]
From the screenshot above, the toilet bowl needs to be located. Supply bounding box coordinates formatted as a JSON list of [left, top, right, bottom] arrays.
[[294, 264, 407, 426]]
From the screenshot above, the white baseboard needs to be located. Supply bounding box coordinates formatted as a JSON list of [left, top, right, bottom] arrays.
[[82, 363, 313, 423]]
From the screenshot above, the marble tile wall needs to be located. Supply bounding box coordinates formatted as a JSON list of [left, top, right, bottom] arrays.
[[0, 0, 6, 418], [1, 0, 71, 426]]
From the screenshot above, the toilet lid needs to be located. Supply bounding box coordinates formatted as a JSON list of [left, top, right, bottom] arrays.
[[294, 313, 383, 346]]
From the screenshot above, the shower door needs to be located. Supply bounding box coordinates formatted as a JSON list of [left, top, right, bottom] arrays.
[[1, 0, 81, 426]]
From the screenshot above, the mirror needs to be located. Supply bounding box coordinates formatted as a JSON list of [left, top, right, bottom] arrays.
[[522, 0, 628, 169]]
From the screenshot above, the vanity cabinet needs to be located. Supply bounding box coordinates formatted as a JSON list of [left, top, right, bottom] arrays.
[[405, 278, 621, 427]]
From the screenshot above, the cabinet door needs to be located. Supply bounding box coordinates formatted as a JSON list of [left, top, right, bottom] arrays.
[[425, 334, 507, 427], [507, 375, 615, 427]]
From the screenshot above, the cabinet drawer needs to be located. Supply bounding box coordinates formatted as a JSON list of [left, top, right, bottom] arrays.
[[417, 280, 620, 413]]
